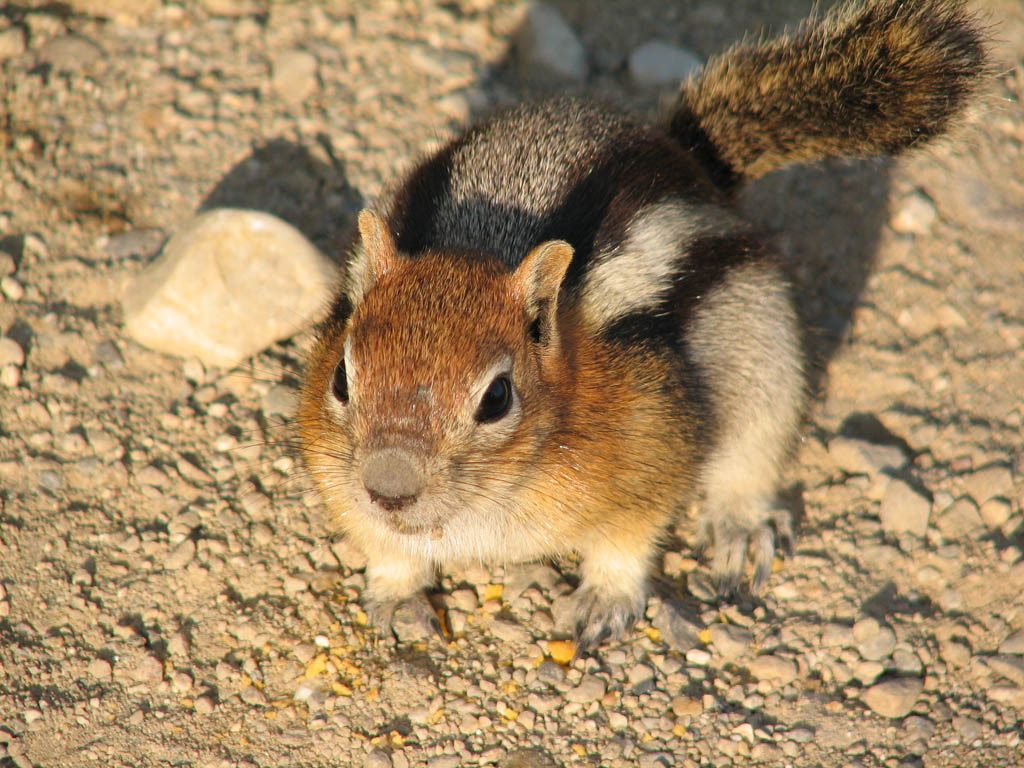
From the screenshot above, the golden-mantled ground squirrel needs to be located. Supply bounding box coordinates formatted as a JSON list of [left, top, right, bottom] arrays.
[[299, 0, 987, 650]]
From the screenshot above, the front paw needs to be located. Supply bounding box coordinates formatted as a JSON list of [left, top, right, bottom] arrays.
[[698, 507, 793, 597], [366, 593, 445, 644], [571, 586, 645, 653]]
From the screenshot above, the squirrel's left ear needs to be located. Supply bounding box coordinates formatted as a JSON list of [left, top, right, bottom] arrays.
[[348, 209, 399, 303], [512, 240, 574, 345]]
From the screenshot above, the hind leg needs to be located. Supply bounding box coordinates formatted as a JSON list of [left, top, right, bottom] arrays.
[[686, 261, 804, 594]]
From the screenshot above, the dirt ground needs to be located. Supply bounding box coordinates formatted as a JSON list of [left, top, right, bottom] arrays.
[[1, 1, 1023, 767]]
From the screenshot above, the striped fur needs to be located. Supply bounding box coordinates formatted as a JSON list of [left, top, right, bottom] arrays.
[[300, 0, 988, 649]]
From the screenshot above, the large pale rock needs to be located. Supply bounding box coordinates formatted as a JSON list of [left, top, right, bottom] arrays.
[[862, 678, 922, 718], [878, 479, 931, 536], [122, 209, 337, 368]]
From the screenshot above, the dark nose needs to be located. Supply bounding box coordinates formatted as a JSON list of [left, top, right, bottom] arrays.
[[361, 449, 425, 511]]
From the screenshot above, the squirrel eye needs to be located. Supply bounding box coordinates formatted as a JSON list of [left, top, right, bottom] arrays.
[[475, 375, 512, 423], [331, 359, 348, 404]]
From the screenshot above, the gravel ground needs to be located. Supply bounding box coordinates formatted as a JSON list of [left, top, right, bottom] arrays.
[[1, 1, 1023, 767]]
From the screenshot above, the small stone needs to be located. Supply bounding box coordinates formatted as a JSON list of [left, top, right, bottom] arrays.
[[425, 756, 460, 768], [193, 695, 216, 714], [855, 623, 897, 662], [102, 228, 166, 260], [87, 658, 113, 679], [516, 3, 588, 84], [671, 695, 702, 717], [628, 40, 702, 87], [330, 538, 367, 571], [962, 465, 1014, 505], [122, 209, 338, 368], [364, 749, 392, 768], [999, 630, 1024, 655], [890, 190, 938, 234], [788, 727, 815, 743], [566, 675, 606, 704], [201, 0, 262, 14], [748, 655, 798, 684], [36, 34, 103, 72], [878, 479, 931, 536], [135, 464, 169, 487], [490, 618, 531, 644], [708, 623, 752, 660], [980, 498, 1012, 529], [0, 27, 26, 60], [271, 49, 319, 104], [828, 436, 907, 476], [0, 365, 17, 389], [93, 341, 124, 368], [952, 715, 982, 741], [935, 498, 984, 539], [263, 384, 297, 417], [939, 640, 971, 668], [164, 539, 196, 570], [862, 678, 923, 718], [651, 599, 701, 651], [535, 661, 565, 685], [133, 654, 164, 683], [986, 655, 1024, 686], [854, 660, 885, 685], [65, 0, 160, 17], [1, 276, 23, 300], [0, 338, 24, 368], [627, 663, 655, 686]]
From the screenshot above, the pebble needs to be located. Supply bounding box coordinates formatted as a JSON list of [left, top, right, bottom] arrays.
[[36, 34, 103, 72], [979, 498, 1012, 529], [671, 695, 702, 717], [828, 436, 907, 476], [87, 658, 112, 679], [854, 619, 897, 661], [516, 3, 588, 84], [985, 655, 1024, 686], [262, 384, 297, 417], [999, 630, 1024, 655], [425, 756, 459, 768], [651, 599, 701, 651], [135, 465, 169, 487], [708, 623, 753, 660], [165, 539, 196, 570], [1, 276, 24, 301], [364, 749, 392, 768], [489, 618, 531, 644], [0, 27, 26, 60], [0, 364, 14, 386], [535, 661, 565, 685], [748, 655, 798, 684], [890, 190, 938, 234], [133, 654, 164, 683], [962, 465, 1014, 504], [862, 678, 923, 718], [103, 229, 166, 260], [271, 49, 319, 104], [628, 40, 702, 87], [935, 498, 985, 538], [201, 0, 262, 14], [565, 675, 606, 704], [193, 695, 215, 715], [952, 715, 982, 741], [878, 479, 931, 537], [122, 208, 338, 368], [0, 338, 24, 368]]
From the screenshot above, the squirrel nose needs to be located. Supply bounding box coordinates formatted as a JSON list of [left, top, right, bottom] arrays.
[[361, 449, 425, 511]]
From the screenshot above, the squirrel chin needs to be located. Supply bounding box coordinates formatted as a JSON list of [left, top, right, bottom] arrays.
[[386, 512, 445, 541]]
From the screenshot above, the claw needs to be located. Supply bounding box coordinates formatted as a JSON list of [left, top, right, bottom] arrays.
[[570, 585, 643, 654], [366, 593, 446, 645]]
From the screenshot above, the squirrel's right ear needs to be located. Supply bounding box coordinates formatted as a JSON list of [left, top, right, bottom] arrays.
[[512, 240, 574, 345], [348, 209, 399, 302]]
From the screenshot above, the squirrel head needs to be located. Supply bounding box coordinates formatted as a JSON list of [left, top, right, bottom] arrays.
[[304, 209, 574, 538]]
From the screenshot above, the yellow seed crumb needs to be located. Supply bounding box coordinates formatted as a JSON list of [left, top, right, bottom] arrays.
[[772, 556, 784, 573], [483, 584, 504, 602], [240, 673, 252, 688], [645, 627, 662, 643], [503, 681, 518, 695], [673, 724, 688, 738], [571, 744, 586, 756], [365, 686, 379, 702], [355, 610, 368, 626], [304, 653, 328, 679], [180, 698, 194, 709], [331, 682, 353, 696], [502, 708, 518, 721], [547, 640, 576, 665], [264, 710, 277, 720], [699, 628, 711, 644]]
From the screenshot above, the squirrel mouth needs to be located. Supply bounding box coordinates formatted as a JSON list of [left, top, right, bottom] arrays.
[[386, 511, 444, 540]]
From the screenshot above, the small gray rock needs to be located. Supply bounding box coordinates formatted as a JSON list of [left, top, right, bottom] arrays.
[[828, 436, 907, 476], [565, 674, 606, 703], [999, 630, 1024, 655], [490, 618, 531, 644], [952, 715, 982, 741], [164, 538, 196, 570], [628, 40, 702, 87], [36, 34, 103, 72], [708, 623, 752, 660], [364, 749, 392, 768], [890, 190, 938, 234], [535, 661, 565, 685], [103, 228, 166, 260], [516, 3, 588, 84], [651, 599, 701, 651], [862, 678, 922, 718], [962, 464, 1014, 505], [272, 49, 319, 104], [0, 338, 25, 368], [879, 479, 931, 536], [748, 654, 798, 683], [935, 498, 984, 539], [986, 655, 1024, 686], [122, 209, 338, 368]]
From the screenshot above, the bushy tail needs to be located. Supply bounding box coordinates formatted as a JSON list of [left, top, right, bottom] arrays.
[[670, 0, 989, 190]]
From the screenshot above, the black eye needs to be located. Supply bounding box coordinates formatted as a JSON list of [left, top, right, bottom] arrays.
[[331, 359, 348, 403], [475, 375, 512, 423]]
